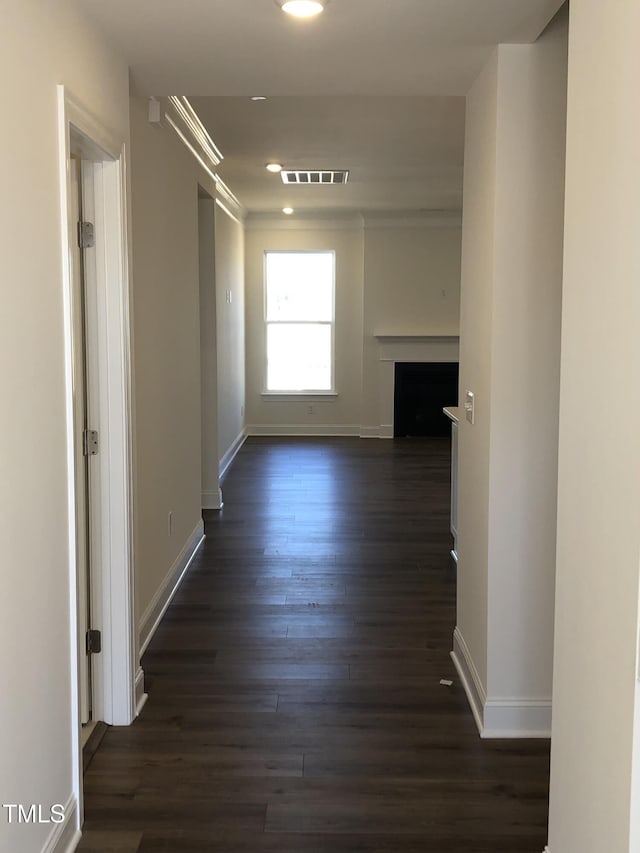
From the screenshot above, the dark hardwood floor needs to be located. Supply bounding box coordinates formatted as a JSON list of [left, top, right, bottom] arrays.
[[78, 437, 550, 852]]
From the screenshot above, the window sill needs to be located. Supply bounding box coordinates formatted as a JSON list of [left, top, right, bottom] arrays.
[[261, 391, 338, 400]]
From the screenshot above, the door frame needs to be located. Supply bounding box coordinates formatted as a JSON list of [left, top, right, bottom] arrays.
[[57, 86, 139, 808], [68, 156, 93, 727]]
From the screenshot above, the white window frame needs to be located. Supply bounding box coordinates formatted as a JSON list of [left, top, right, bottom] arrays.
[[263, 250, 336, 395]]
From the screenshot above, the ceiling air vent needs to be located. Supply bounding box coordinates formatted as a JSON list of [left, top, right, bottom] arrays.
[[281, 170, 349, 185]]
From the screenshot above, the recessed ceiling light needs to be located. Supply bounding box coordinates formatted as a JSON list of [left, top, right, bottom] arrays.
[[251, 96, 267, 101], [266, 163, 283, 173], [279, 1, 326, 19], [283, 207, 294, 215]]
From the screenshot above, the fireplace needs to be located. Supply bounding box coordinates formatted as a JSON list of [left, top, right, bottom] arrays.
[[394, 362, 459, 437], [374, 336, 460, 438]]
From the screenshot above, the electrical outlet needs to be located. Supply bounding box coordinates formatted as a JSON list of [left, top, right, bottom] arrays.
[[168, 511, 173, 537], [308, 405, 314, 415]]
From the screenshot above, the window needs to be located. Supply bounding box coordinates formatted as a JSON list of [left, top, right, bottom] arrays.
[[264, 251, 335, 392]]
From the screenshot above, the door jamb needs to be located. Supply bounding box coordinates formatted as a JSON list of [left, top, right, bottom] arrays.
[[57, 86, 139, 815]]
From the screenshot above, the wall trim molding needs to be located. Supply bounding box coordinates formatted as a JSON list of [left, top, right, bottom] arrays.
[[245, 214, 363, 232], [363, 213, 462, 230], [41, 793, 79, 853], [157, 96, 244, 221], [245, 212, 463, 232], [139, 521, 205, 656], [220, 428, 248, 480], [451, 627, 486, 736], [167, 96, 223, 167], [58, 90, 137, 821], [451, 628, 552, 739], [247, 424, 361, 437], [135, 666, 147, 716], [483, 698, 552, 739], [359, 426, 381, 438], [202, 488, 224, 510], [375, 334, 460, 343]]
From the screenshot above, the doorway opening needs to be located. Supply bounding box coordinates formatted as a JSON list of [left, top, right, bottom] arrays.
[[58, 86, 138, 826], [198, 188, 222, 510]]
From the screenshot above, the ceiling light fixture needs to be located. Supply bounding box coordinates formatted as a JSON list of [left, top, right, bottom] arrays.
[[279, 1, 326, 19], [266, 163, 283, 173], [283, 207, 294, 215], [251, 96, 267, 101]]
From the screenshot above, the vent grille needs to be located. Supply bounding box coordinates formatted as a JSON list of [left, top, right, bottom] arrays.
[[282, 170, 349, 185]]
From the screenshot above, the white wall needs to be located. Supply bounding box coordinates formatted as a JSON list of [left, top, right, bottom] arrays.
[[486, 13, 568, 706], [130, 97, 247, 647], [199, 195, 220, 507], [455, 8, 568, 736], [244, 217, 461, 435], [361, 222, 462, 430], [215, 207, 246, 465], [244, 219, 365, 434], [129, 96, 216, 624], [0, 1, 130, 851], [548, 0, 640, 849], [455, 51, 499, 693]]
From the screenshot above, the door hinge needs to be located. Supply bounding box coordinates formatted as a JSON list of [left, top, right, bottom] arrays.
[[83, 429, 99, 456], [77, 220, 95, 249], [86, 629, 102, 655]]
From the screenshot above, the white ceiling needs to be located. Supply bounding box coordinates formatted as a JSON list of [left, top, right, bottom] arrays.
[[80, 0, 565, 215], [192, 96, 466, 214]]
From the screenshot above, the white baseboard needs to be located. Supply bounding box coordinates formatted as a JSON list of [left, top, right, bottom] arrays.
[[451, 627, 552, 738], [247, 423, 361, 437], [41, 793, 80, 853], [219, 428, 247, 479], [202, 488, 224, 510], [135, 665, 148, 716], [451, 627, 486, 736], [138, 521, 205, 655], [483, 698, 552, 739], [380, 424, 394, 438], [359, 426, 381, 438]]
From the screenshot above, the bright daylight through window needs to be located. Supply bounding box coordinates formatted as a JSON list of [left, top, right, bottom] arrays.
[[265, 251, 335, 392]]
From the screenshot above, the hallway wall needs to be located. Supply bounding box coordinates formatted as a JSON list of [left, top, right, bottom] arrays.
[[199, 195, 220, 508], [130, 95, 211, 631], [548, 0, 640, 849], [129, 97, 246, 644], [454, 8, 568, 736], [215, 207, 246, 467], [0, 2, 130, 851]]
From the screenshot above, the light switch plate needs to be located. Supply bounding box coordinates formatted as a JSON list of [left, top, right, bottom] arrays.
[[465, 391, 475, 425]]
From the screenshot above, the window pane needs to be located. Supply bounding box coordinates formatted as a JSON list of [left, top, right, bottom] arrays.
[[266, 253, 333, 322], [267, 324, 332, 391]]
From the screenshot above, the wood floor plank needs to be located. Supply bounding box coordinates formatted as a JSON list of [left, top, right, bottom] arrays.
[[77, 830, 142, 852], [77, 437, 550, 853]]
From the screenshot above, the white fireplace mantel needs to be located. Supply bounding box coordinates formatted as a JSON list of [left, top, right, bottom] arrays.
[[375, 334, 460, 438]]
